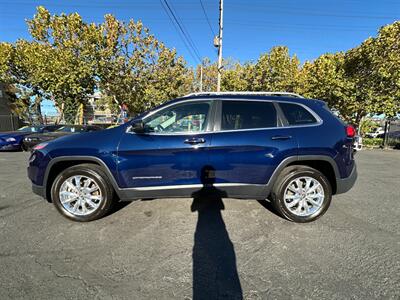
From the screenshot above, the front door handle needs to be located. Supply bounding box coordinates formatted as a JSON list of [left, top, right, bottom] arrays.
[[271, 135, 292, 140], [184, 137, 206, 145]]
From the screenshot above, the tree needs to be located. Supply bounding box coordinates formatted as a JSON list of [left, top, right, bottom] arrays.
[[0, 42, 43, 122], [296, 53, 365, 124], [97, 15, 193, 115], [252, 46, 300, 92], [26, 7, 98, 123], [345, 22, 400, 119], [222, 61, 254, 91], [195, 58, 218, 92]]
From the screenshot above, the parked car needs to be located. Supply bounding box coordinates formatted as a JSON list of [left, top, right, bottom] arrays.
[[366, 127, 384, 138], [0, 125, 62, 151], [28, 92, 357, 223], [23, 125, 102, 150], [376, 130, 400, 139], [353, 135, 363, 151]]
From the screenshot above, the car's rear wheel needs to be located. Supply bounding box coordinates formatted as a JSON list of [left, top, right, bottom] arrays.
[[271, 165, 332, 223], [51, 164, 115, 222]]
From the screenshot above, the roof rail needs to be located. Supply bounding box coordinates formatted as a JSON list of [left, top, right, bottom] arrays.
[[184, 91, 304, 98]]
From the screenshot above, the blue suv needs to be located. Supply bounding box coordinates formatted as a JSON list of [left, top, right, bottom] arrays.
[[28, 92, 357, 222]]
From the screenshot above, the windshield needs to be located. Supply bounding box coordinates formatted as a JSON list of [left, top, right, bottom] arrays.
[[17, 126, 43, 132], [56, 126, 84, 133]]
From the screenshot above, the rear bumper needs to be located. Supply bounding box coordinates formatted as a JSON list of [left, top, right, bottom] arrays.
[[336, 163, 357, 194]]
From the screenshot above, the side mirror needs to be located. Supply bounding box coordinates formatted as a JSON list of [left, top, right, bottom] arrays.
[[131, 120, 146, 134]]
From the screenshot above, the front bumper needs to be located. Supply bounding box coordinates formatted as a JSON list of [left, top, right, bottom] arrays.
[[336, 163, 357, 194], [32, 183, 46, 199], [0, 142, 21, 151]]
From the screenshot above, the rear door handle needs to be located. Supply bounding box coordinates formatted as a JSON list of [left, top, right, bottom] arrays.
[[184, 137, 206, 144], [271, 135, 292, 140]]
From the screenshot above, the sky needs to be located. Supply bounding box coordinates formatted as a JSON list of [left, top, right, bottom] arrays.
[[0, 0, 399, 115]]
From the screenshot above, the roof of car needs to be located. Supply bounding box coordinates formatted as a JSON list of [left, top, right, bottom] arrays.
[[171, 91, 325, 106]]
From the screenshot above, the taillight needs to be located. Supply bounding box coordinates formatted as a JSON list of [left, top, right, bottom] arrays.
[[346, 125, 356, 138]]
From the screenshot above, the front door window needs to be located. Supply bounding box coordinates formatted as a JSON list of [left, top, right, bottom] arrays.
[[144, 101, 211, 134]]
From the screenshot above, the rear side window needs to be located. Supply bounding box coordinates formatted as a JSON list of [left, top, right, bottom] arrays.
[[221, 101, 277, 130], [279, 103, 317, 125]]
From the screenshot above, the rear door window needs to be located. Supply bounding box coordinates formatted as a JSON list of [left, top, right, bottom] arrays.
[[221, 101, 277, 130], [279, 102, 317, 125]]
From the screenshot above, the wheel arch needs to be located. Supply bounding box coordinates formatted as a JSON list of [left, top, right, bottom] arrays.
[[44, 156, 121, 202], [267, 155, 340, 196]]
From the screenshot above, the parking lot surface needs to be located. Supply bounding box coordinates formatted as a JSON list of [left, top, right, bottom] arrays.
[[0, 150, 399, 299]]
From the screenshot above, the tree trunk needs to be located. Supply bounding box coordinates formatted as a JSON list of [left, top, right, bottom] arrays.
[[354, 110, 365, 130], [382, 120, 391, 149], [34, 96, 44, 124]]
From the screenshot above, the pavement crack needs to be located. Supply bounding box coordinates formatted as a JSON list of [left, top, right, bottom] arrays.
[[33, 257, 99, 295]]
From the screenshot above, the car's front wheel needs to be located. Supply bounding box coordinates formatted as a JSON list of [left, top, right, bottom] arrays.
[[271, 165, 332, 223], [51, 164, 115, 221], [21, 143, 29, 152]]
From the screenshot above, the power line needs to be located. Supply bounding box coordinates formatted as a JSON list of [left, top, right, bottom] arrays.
[[167, 0, 203, 60], [199, 0, 216, 37], [161, 0, 202, 63], [160, 0, 199, 63], [228, 3, 399, 20], [225, 21, 379, 32]]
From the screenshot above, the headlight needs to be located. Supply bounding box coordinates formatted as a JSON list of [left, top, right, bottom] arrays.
[[33, 143, 48, 150], [5, 137, 16, 142]]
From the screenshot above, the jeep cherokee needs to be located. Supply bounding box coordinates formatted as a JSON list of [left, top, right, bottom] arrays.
[[28, 92, 357, 222]]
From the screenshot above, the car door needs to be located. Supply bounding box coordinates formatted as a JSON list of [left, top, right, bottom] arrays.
[[117, 100, 215, 192], [208, 99, 298, 198]]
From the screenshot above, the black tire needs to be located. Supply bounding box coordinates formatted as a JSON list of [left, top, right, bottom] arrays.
[[271, 165, 332, 223], [51, 164, 115, 222]]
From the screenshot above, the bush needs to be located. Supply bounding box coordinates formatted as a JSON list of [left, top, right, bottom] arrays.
[[363, 137, 400, 148], [363, 138, 383, 147], [360, 119, 379, 137]]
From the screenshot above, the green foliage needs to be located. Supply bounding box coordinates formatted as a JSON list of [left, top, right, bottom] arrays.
[[363, 138, 383, 147], [195, 57, 218, 92], [296, 53, 359, 123], [359, 119, 379, 137], [212, 24, 399, 128], [252, 46, 300, 92], [0, 7, 193, 123], [0, 7, 398, 125], [96, 16, 193, 115]]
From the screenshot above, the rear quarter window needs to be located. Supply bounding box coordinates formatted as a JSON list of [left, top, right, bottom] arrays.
[[279, 102, 318, 125]]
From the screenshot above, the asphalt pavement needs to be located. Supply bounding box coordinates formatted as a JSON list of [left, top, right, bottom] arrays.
[[0, 150, 399, 299]]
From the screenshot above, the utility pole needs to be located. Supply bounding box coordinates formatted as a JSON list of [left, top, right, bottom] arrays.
[[200, 64, 203, 92], [216, 0, 223, 92]]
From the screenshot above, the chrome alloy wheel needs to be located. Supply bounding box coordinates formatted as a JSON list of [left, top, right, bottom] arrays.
[[283, 176, 325, 217], [59, 175, 103, 216]]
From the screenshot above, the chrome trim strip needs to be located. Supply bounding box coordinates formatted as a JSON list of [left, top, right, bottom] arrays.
[[124, 182, 263, 191], [132, 176, 163, 180], [126, 98, 323, 136]]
